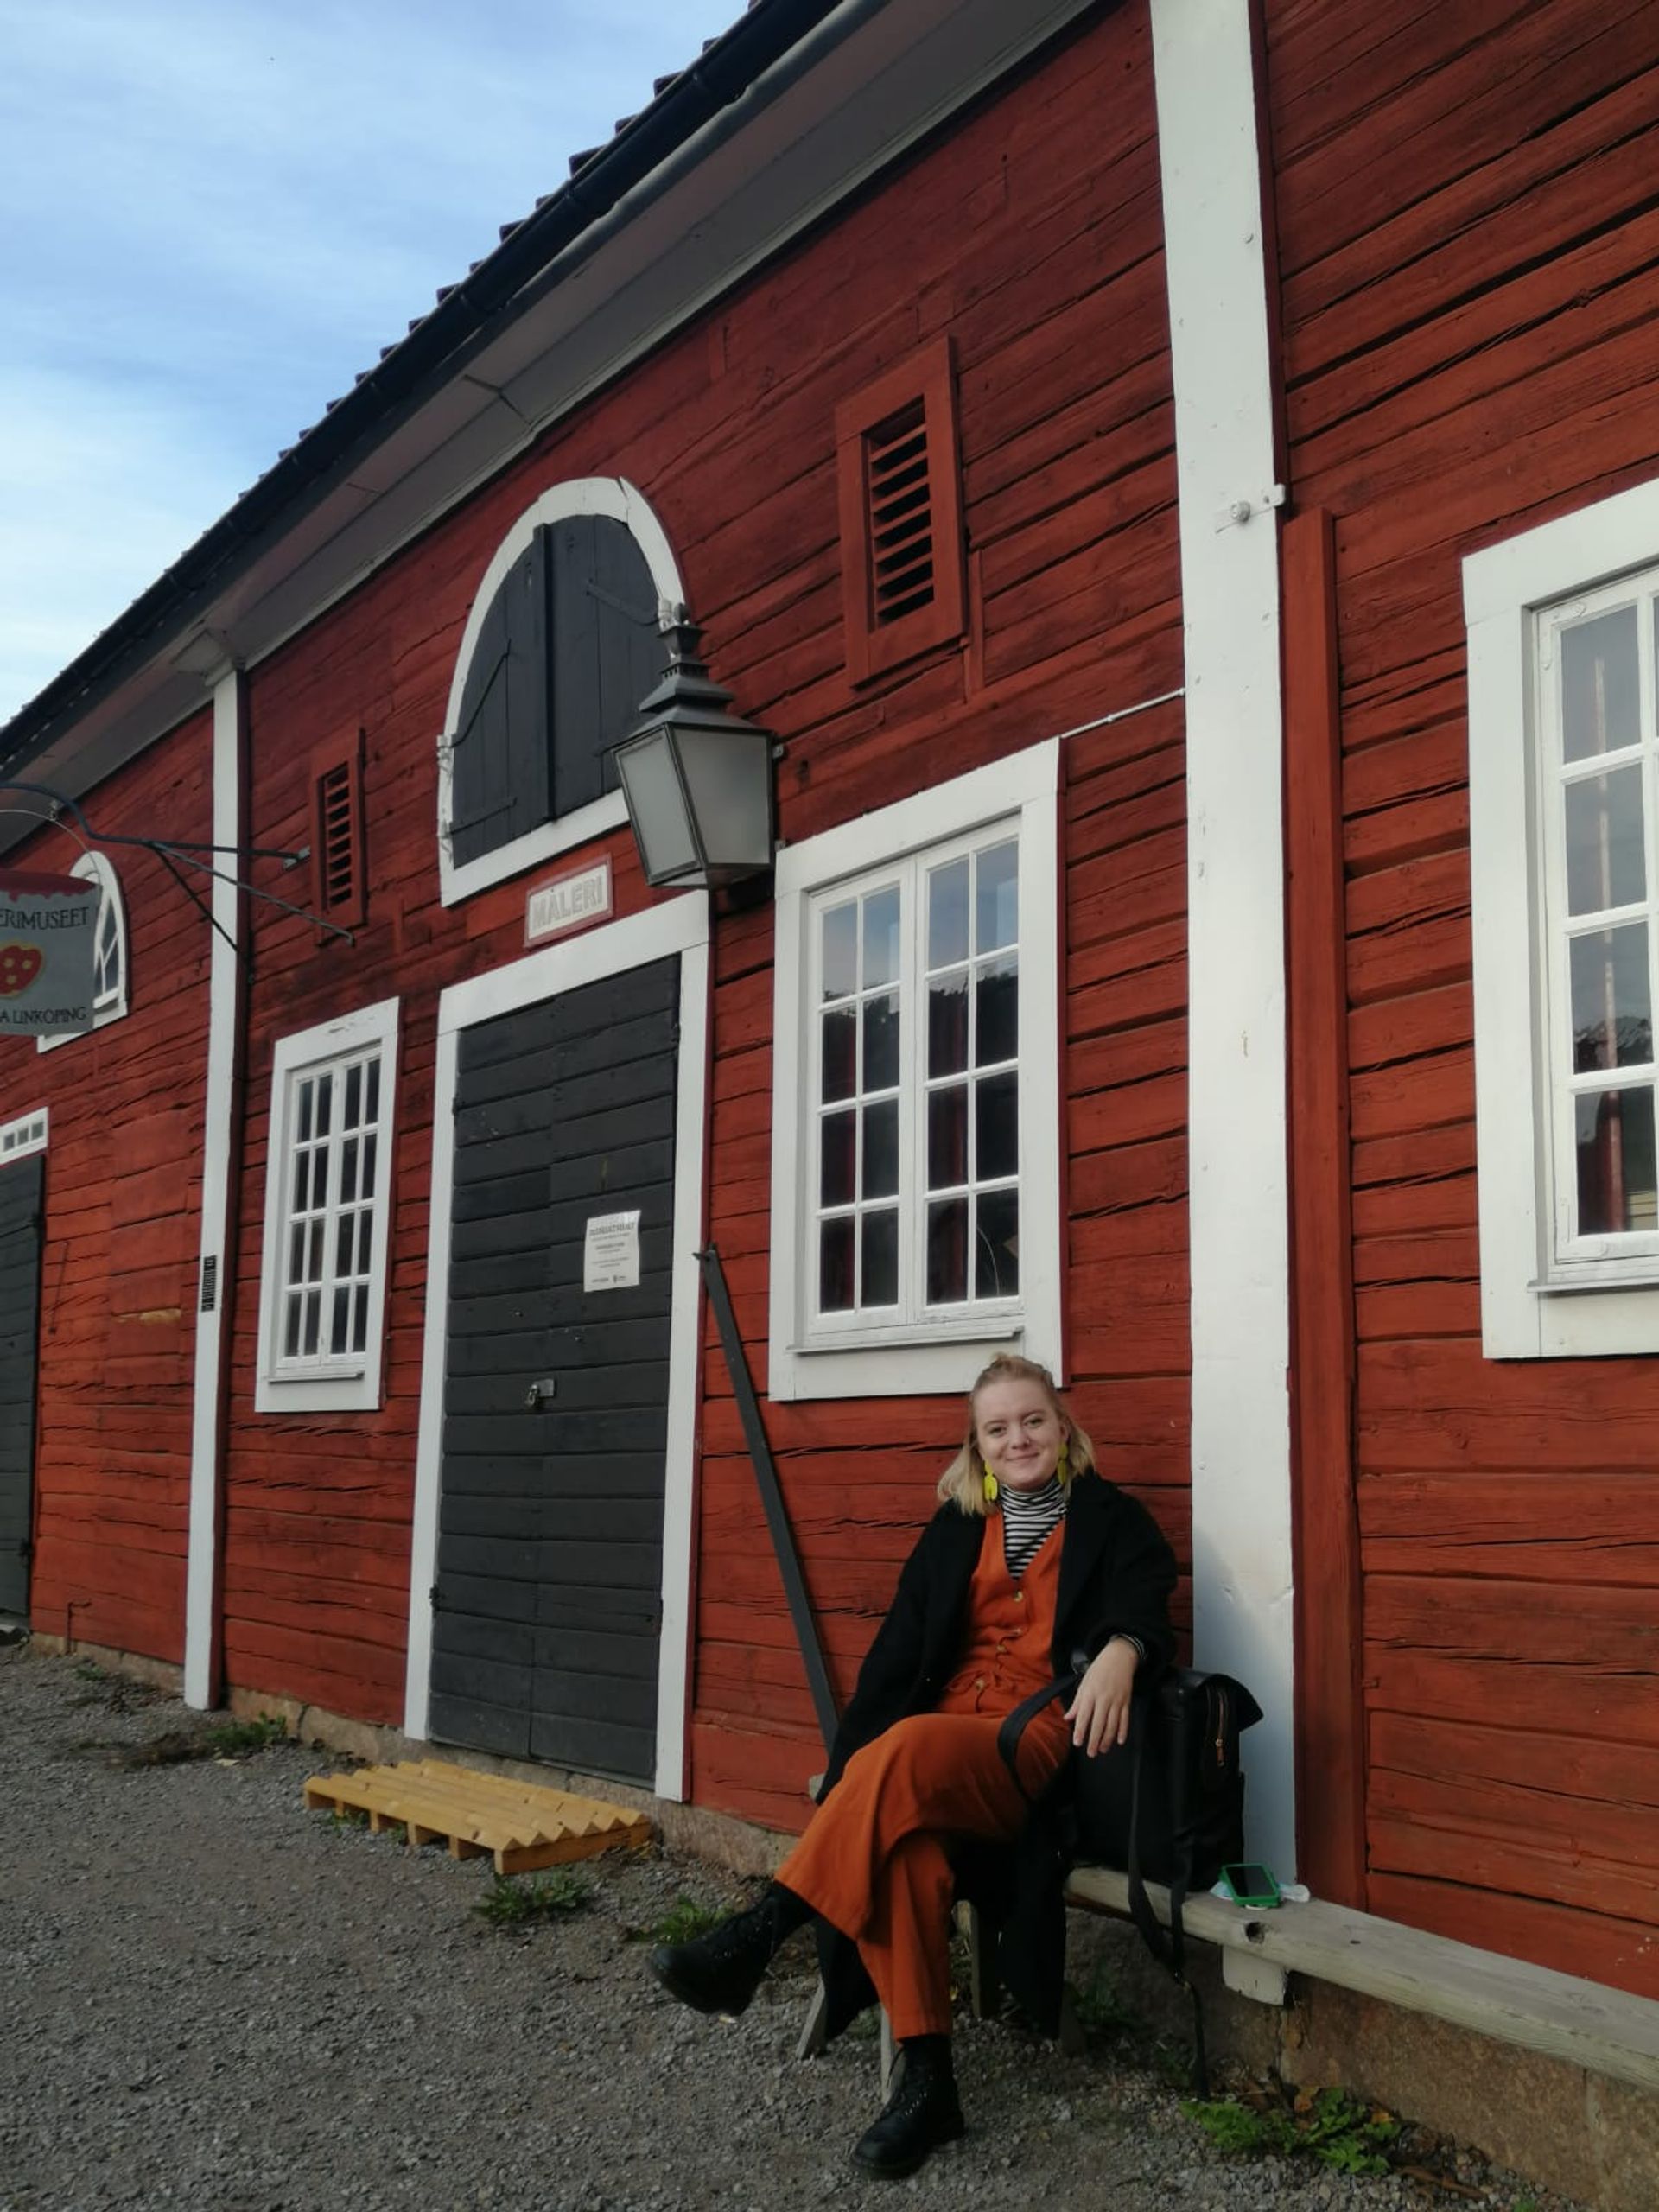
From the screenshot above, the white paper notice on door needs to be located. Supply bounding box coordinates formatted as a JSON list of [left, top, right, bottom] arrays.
[[583, 1209, 642, 1292]]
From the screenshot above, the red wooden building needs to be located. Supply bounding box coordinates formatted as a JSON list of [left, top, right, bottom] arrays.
[[3, 0, 1656, 2180]]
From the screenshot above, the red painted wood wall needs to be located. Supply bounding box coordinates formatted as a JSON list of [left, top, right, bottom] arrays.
[[1264, 0, 1659, 1998], [0, 718, 213, 1660], [215, 1, 1192, 1808]]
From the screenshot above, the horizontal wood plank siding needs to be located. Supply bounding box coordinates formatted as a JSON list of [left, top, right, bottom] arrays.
[[1264, 0, 1659, 1995], [0, 721, 213, 1659]]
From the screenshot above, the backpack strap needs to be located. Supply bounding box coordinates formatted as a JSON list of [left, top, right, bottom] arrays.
[[1122, 1691, 1210, 2098], [994, 1670, 1077, 1802]]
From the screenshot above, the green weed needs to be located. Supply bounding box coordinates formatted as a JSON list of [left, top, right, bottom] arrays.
[[1183, 2086, 1401, 2177], [1070, 1966, 1146, 2043], [632, 1895, 728, 1947], [474, 1870, 594, 1928], [202, 1713, 289, 1757]]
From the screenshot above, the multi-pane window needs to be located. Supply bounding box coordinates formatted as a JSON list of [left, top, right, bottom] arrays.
[[810, 829, 1020, 1331], [256, 998, 397, 1411], [277, 1050, 383, 1369], [1540, 582, 1659, 1261]]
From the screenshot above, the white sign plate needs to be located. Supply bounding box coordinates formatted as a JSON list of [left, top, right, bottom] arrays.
[[0, 869, 98, 1035], [583, 1208, 641, 1293], [526, 858, 613, 945]]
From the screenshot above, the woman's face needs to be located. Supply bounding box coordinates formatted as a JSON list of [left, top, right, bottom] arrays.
[[974, 1376, 1069, 1492]]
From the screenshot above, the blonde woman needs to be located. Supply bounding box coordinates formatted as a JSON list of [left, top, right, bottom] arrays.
[[651, 1356, 1176, 2179]]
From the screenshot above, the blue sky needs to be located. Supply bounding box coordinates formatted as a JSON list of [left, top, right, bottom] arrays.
[[0, 0, 741, 723]]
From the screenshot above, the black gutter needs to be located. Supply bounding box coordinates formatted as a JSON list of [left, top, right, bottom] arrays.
[[0, 0, 855, 772]]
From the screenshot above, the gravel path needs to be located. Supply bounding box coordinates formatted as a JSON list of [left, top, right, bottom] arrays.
[[0, 1649, 1573, 2212]]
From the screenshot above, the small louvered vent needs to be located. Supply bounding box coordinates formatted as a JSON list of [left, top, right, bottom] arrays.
[[310, 734, 365, 934], [866, 400, 935, 627], [318, 761, 357, 911], [837, 338, 965, 686]]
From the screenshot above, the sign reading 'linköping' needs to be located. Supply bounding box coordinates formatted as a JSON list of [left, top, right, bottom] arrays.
[[0, 870, 99, 1035]]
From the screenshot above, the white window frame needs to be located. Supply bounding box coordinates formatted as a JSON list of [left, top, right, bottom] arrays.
[[1466, 473, 1659, 1355], [36, 851, 127, 1052], [436, 477, 686, 907], [254, 997, 399, 1412], [768, 738, 1062, 1400], [0, 1108, 48, 1162]]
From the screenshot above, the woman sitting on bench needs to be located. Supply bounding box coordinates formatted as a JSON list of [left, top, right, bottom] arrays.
[[650, 1353, 1177, 2179]]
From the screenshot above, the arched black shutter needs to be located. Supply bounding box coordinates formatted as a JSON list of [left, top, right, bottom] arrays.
[[448, 512, 671, 868], [448, 531, 551, 868], [550, 517, 667, 818]]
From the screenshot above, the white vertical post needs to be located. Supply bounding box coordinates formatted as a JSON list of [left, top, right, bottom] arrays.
[[183, 668, 244, 1708], [1151, 0, 1297, 1875]]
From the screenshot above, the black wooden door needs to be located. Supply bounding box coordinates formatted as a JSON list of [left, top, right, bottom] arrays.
[[0, 1154, 44, 1619], [429, 956, 678, 1782]]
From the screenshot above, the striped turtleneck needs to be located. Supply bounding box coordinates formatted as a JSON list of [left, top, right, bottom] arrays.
[[999, 1476, 1065, 1579]]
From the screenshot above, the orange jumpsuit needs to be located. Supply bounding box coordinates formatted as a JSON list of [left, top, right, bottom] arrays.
[[776, 1512, 1071, 2038]]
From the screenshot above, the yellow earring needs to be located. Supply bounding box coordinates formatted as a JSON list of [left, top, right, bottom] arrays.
[[982, 1471, 999, 1504], [1057, 1445, 1070, 1484]]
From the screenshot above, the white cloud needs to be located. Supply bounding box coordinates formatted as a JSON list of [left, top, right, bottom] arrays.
[[0, 0, 740, 722]]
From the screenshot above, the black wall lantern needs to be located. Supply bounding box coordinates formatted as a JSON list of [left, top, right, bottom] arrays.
[[611, 612, 776, 890]]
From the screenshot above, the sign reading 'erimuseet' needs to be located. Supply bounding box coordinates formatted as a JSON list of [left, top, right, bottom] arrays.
[[0, 870, 99, 1035]]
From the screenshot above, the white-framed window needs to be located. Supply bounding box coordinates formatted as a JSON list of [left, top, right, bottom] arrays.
[[1466, 474, 1659, 1354], [768, 739, 1061, 1399], [438, 477, 685, 907], [255, 997, 398, 1411], [0, 1108, 48, 1162], [37, 851, 126, 1052]]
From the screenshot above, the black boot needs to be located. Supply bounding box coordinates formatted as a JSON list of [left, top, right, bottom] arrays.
[[850, 2035, 966, 2179], [648, 1882, 810, 2018]]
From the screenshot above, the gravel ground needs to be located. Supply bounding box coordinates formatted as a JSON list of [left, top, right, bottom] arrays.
[[0, 1647, 1576, 2212]]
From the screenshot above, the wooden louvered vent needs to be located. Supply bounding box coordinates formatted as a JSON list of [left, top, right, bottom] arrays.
[[837, 337, 965, 685], [867, 400, 936, 627], [310, 733, 366, 934]]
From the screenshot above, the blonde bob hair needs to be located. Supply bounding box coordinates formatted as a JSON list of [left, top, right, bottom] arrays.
[[936, 1354, 1096, 1516]]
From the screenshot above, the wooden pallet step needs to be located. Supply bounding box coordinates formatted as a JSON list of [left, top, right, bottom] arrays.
[[303, 1758, 652, 1876]]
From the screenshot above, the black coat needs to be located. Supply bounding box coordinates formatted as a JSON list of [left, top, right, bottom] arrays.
[[812, 1470, 1178, 2037]]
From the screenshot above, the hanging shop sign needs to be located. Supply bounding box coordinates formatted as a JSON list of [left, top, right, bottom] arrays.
[[0, 870, 99, 1035]]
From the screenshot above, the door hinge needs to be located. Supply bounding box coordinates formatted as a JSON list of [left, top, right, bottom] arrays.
[[429, 1583, 442, 1613]]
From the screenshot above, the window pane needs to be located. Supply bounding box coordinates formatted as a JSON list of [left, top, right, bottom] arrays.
[[1576, 1085, 1658, 1233], [863, 1098, 899, 1198], [296, 1080, 314, 1145], [822, 901, 857, 1001], [821, 1007, 856, 1103], [1565, 766, 1645, 914], [976, 840, 1019, 951], [357, 1210, 373, 1275], [335, 1217, 354, 1278], [976, 960, 1018, 1066], [861, 1209, 899, 1306], [1570, 927, 1653, 1072], [315, 1075, 333, 1140], [820, 1111, 856, 1207], [862, 886, 901, 988], [308, 1220, 325, 1281], [976, 1071, 1019, 1180], [353, 1282, 370, 1352], [976, 1187, 1020, 1299], [1561, 606, 1640, 763], [819, 1217, 855, 1311], [331, 1287, 350, 1357], [863, 993, 899, 1092], [303, 1290, 321, 1357], [365, 1055, 381, 1126], [283, 1297, 301, 1359], [340, 1136, 359, 1205], [927, 857, 969, 969], [289, 1223, 306, 1282], [926, 1198, 968, 1303], [360, 1133, 378, 1201], [928, 1084, 968, 1190], [928, 970, 969, 1077], [343, 1062, 362, 1131]]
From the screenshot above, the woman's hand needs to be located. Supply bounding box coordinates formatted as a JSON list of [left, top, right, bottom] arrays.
[[1064, 1637, 1139, 1757]]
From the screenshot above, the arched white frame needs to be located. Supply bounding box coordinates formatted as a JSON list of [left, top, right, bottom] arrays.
[[437, 477, 687, 906], [37, 850, 127, 1052]]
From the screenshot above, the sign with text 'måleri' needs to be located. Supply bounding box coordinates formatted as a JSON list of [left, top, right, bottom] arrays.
[[0, 870, 99, 1035]]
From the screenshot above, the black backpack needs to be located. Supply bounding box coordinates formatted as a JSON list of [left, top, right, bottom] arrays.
[[999, 1658, 1263, 2092]]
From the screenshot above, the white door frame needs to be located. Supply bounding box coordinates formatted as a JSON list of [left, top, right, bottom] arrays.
[[404, 893, 710, 1800]]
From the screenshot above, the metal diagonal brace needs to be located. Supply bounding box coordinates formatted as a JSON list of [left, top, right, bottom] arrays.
[[696, 1244, 839, 1751]]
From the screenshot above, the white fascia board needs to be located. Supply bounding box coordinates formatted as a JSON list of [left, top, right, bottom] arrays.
[[1151, 0, 1296, 1879], [184, 671, 243, 1709]]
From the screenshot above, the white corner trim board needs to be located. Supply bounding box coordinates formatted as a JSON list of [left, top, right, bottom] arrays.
[[184, 669, 244, 1710], [403, 893, 710, 1802], [1150, 0, 1296, 1878]]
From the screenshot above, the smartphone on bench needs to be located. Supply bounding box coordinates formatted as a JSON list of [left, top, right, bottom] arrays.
[[1218, 1861, 1281, 1908]]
